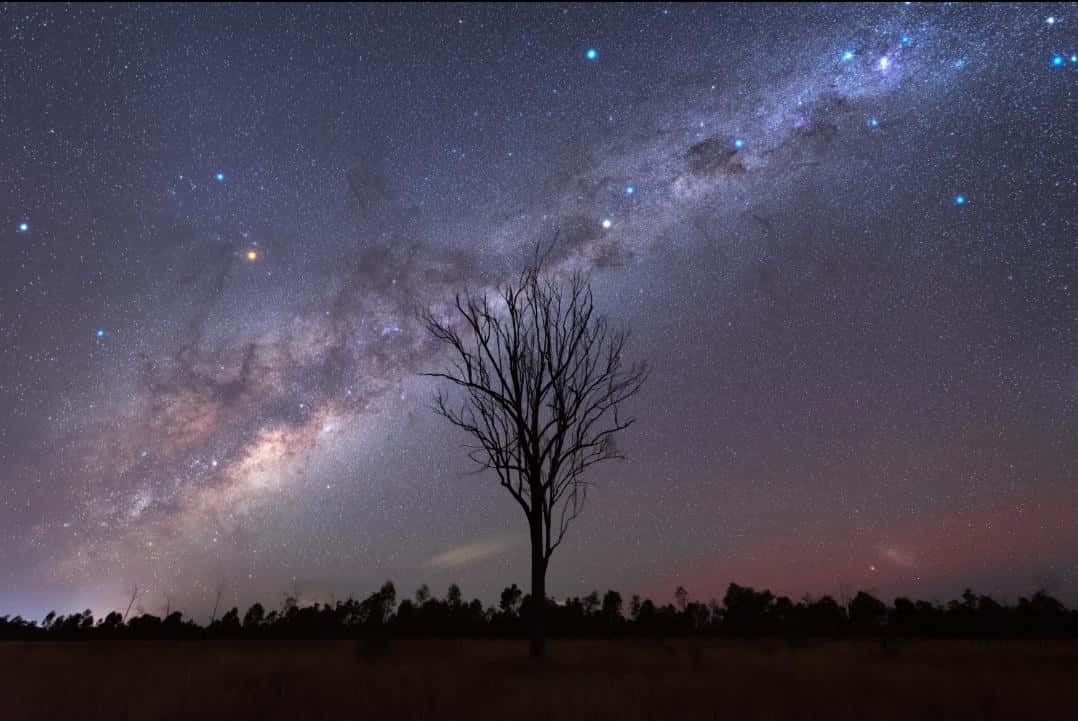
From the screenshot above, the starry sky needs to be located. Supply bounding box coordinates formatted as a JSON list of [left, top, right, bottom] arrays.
[[2, 3, 1076, 619]]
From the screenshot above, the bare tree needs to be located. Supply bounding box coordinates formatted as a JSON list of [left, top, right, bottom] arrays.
[[210, 581, 227, 625], [675, 585, 689, 613], [122, 584, 140, 623], [422, 246, 648, 657]]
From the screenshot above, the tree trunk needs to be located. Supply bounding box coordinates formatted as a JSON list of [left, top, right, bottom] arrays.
[[529, 522, 548, 658]]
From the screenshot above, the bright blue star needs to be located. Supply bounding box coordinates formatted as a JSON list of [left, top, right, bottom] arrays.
[[901, 35, 912, 46], [18, 222, 29, 232], [1071, 55, 1078, 63], [585, 48, 597, 61], [954, 59, 965, 69], [734, 138, 745, 149], [842, 50, 854, 61], [215, 171, 225, 182], [625, 185, 635, 195], [1052, 55, 1064, 67], [95, 329, 105, 338], [954, 194, 966, 206], [868, 117, 879, 128]]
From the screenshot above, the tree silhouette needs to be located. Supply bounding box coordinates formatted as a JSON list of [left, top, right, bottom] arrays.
[[360, 582, 397, 626], [675, 585, 689, 613], [422, 244, 648, 657], [601, 590, 623, 632], [209, 581, 226, 625], [243, 602, 265, 630], [122, 585, 139, 623], [217, 607, 241, 636], [98, 611, 123, 635], [849, 591, 888, 635], [2, 581, 1078, 642], [582, 591, 601, 617], [722, 583, 775, 637], [500, 584, 523, 617]]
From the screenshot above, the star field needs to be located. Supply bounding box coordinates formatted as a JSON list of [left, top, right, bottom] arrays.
[[1, 3, 1075, 618]]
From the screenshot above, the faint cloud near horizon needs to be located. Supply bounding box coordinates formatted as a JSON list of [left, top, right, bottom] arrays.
[[425, 538, 516, 570], [878, 545, 917, 568]]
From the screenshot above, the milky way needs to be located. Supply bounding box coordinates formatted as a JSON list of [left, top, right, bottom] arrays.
[[2, 3, 1075, 618]]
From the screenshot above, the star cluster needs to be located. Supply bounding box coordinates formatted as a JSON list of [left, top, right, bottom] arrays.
[[1, 3, 1074, 618]]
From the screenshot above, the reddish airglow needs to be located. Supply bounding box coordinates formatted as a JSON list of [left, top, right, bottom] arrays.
[[659, 492, 1078, 603]]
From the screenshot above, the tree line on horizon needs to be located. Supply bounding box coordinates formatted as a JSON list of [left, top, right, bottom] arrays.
[[2, 582, 1075, 642]]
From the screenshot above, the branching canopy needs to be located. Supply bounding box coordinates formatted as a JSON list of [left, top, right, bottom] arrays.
[[422, 250, 648, 560]]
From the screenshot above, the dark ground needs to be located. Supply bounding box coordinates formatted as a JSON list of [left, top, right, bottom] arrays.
[[1, 639, 1075, 720]]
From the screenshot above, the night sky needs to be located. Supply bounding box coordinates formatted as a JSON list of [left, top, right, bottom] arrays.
[[2, 3, 1075, 620]]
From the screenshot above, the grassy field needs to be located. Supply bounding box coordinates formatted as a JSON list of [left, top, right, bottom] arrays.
[[1, 638, 1075, 720]]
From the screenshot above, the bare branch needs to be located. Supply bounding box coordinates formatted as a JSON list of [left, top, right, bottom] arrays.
[[421, 237, 648, 565], [123, 584, 140, 623]]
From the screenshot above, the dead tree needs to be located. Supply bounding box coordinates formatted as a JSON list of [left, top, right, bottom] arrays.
[[210, 581, 227, 625], [422, 248, 648, 657], [122, 584, 139, 623]]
